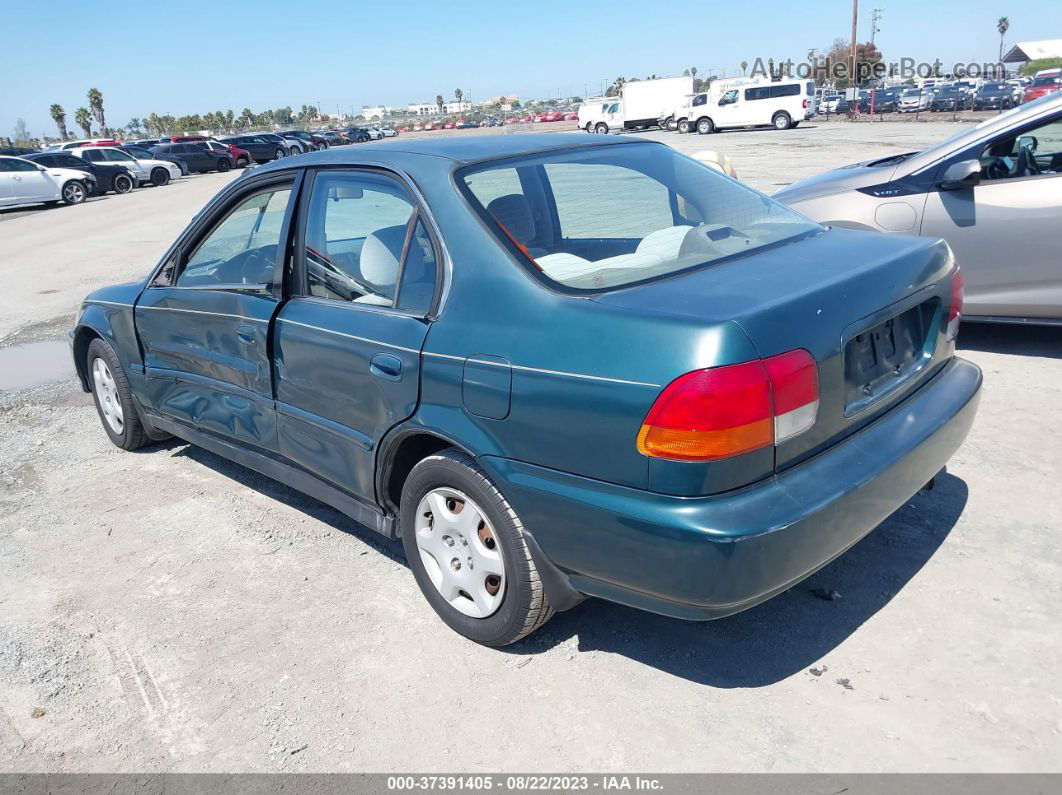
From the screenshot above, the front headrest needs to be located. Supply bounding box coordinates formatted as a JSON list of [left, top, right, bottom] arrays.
[[486, 194, 536, 242]]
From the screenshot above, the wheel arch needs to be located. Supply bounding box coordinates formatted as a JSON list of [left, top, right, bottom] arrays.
[[377, 426, 586, 612]]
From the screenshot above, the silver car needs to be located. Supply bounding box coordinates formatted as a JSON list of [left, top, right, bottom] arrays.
[[775, 92, 1062, 324]]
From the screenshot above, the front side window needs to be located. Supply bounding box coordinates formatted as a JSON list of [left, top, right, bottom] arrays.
[[979, 114, 1062, 181], [720, 90, 738, 105], [303, 172, 429, 306], [102, 149, 134, 162], [6, 159, 38, 172], [459, 143, 820, 292], [177, 187, 292, 287]]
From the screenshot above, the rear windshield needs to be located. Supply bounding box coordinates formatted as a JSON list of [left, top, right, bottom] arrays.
[[457, 143, 820, 292]]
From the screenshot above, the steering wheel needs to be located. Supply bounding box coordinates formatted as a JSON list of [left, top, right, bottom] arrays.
[[231, 246, 275, 284], [982, 156, 1011, 180]]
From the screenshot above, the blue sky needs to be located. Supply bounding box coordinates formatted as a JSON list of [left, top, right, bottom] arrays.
[[4, 0, 1059, 137]]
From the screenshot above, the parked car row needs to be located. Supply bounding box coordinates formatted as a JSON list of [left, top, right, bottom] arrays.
[[816, 71, 1061, 117]]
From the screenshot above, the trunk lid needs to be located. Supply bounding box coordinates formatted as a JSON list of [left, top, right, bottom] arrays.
[[593, 226, 956, 472]]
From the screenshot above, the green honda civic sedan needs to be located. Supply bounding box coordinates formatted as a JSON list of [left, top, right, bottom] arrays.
[[71, 134, 981, 645]]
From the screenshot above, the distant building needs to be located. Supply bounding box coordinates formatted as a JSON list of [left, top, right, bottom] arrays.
[[406, 100, 477, 116], [1002, 39, 1062, 69], [362, 105, 403, 120]]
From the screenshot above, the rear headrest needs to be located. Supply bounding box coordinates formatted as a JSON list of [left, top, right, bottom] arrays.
[[360, 224, 408, 293], [486, 194, 535, 242]]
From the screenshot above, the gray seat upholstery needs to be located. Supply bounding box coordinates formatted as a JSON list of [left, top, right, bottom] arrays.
[[356, 224, 408, 302]]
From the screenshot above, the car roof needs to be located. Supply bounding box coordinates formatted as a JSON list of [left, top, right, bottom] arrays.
[[255, 133, 648, 175]]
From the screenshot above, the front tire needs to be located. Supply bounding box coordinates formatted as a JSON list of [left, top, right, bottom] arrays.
[[61, 180, 87, 204], [696, 117, 714, 135], [677, 118, 690, 134], [87, 338, 150, 451], [274, 148, 285, 160], [151, 168, 170, 187], [217, 158, 231, 172], [400, 449, 554, 646], [594, 122, 609, 135], [237, 156, 249, 167]]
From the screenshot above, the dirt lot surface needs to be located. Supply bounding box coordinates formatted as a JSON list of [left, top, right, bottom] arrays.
[[1, 121, 1060, 773]]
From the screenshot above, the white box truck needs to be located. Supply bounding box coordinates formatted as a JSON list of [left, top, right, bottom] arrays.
[[579, 77, 694, 134]]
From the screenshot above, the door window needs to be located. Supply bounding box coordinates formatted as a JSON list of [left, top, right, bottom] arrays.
[[82, 150, 105, 162], [102, 149, 136, 162], [177, 187, 292, 287], [4, 159, 40, 172], [979, 115, 1062, 180], [719, 90, 739, 105], [303, 172, 428, 306]]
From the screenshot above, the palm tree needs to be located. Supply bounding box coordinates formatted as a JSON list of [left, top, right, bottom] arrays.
[[127, 118, 141, 135], [145, 113, 161, 135], [690, 67, 698, 79], [436, 94, 445, 114], [74, 107, 92, 137], [49, 104, 68, 140], [997, 17, 1010, 61], [454, 88, 463, 104], [87, 88, 106, 135]]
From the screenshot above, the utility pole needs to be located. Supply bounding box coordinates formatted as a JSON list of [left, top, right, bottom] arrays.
[[870, 7, 883, 46], [850, 0, 859, 88]]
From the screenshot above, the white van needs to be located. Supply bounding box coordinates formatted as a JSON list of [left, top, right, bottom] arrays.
[[691, 79, 815, 133]]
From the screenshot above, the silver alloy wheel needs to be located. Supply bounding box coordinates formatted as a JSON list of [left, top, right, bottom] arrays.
[[415, 487, 506, 619], [63, 182, 85, 204], [92, 357, 123, 434]]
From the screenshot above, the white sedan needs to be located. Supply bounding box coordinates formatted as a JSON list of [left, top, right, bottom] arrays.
[[68, 146, 181, 188], [0, 155, 96, 208]]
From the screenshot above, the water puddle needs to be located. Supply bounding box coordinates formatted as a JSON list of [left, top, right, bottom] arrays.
[[0, 341, 74, 391]]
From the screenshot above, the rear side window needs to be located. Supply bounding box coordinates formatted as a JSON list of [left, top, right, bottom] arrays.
[[83, 150, 105, 162], [302, 171, 436, 310], [769, 84, 801, 98], [745, 87, 770, 101]]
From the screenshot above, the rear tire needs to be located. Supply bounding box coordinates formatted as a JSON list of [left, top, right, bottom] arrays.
[[772, 112, 792, 130], [87, 338, 151, 451], [400, 449, 554, 646], [151, 168, 170, 187], [112, 172, 134, 194], [61, 180, 87, 204]]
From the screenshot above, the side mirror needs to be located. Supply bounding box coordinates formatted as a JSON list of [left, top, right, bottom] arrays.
[[938, 159, 981, 191], [1017, 135, 1038, 152]]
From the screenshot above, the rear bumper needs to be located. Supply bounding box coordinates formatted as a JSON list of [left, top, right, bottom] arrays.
[[480, 357, 981, 620]]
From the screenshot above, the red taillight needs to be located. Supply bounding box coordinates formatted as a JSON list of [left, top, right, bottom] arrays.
[[637, 350, 819, 462], [803, 99, 808, 109], [947, 267, 964, 340]]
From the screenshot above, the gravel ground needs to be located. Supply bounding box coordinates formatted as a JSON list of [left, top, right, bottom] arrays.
[[1, 121, 1060, 773]]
